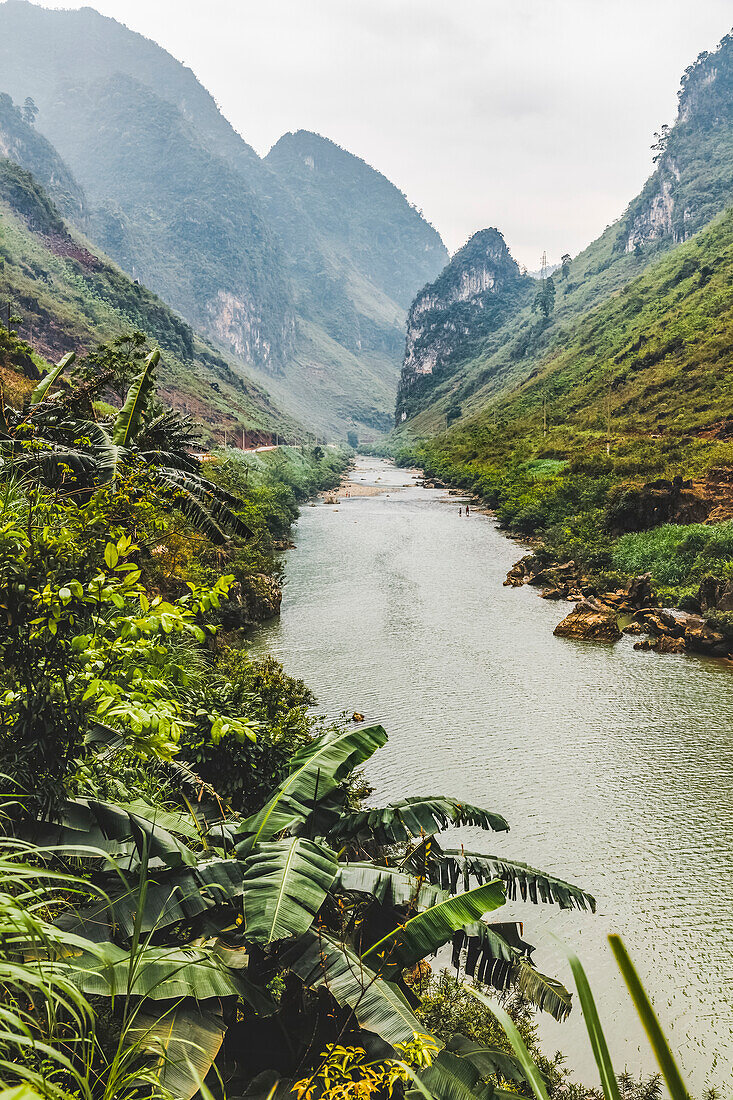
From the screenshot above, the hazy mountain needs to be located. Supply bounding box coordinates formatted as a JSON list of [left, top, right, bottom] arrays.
[[0, 154, 293, 442], [0, 0, 448, 436]]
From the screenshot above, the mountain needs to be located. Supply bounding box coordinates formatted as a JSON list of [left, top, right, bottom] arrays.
[[265, 130, 447, 311], [474, 207, 733, 443], [0, 155, 293, 442], [0, 0, 448, 436], [395, 229, 533, 424], [0, 93, 86, 222], [396, 28, 733, 434]]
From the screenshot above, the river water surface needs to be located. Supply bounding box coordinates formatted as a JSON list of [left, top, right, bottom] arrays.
[[251, 456, 733, 1094]]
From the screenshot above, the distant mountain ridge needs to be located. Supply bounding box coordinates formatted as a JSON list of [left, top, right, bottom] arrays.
[[0, 0, 448, 436], [396, 26, 733, 433], [0, 152, 294, 442]]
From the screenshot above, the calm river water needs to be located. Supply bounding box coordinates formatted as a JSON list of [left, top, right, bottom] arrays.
[[251, 456, 733, 1094]]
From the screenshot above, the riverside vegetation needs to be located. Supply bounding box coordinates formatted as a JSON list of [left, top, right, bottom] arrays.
[[386, 207, 733, 656], [0, 331, 701, 1100]]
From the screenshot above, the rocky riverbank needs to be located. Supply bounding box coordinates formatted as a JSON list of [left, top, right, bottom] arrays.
[[505, 554, 733, 658]]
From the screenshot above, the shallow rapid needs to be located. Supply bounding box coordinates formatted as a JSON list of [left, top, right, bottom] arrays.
[[250, 456, 733, 1093]]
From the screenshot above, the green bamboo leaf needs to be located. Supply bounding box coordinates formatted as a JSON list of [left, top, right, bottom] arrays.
[[609, 935, 691, 1100], [466, 987, 550, 1100], [113, 349, 160, 445], [361, 880, 506, 978], [565, 947, 621, 1100], [241, 836, 338, 944], [29, 351, 75, 405]]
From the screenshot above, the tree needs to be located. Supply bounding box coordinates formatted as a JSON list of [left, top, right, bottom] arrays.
[[533, 275, 556, 319], [21, 96, 38, 126], [446, 397, 463, 426], [346, 429, 358, 448], [1, 348, 252, 544], [561, 254, 571, 280]]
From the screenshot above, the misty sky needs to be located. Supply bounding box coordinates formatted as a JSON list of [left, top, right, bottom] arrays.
[[34, 0, 733, 266]]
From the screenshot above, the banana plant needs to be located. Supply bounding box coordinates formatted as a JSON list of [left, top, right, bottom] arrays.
[[7, 722, 599, 1100], [0, 349, 251, 543]]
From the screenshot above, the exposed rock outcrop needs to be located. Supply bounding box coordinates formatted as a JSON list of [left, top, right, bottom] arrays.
[[395, 229, 532, 423], [607, 469, 733, 535], [622, 36, 733, 252], [553, 598, 621, 643]]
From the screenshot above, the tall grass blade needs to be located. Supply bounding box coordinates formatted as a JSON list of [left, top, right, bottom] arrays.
[[566, 947, 621, 1100], [465, 986, 549, 1100], [608, 935, 691, 1100]]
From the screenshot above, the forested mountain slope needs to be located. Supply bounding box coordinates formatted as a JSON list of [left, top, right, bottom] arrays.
[[0, 157, 293, 441], [397, 27, 733, 433], [0, 0, 448, 436]]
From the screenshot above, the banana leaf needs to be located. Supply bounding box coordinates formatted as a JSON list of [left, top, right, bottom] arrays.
[[454, 920, 572, 1021], [113, 350, 159, 445], [422, 848, 595, 912], [31, 798, 197, 870], [157, 467, 252, 543], [129, 1004, 226, 1100], [283, 931, 428, 1047], [329, 797, 509, 848], [334, 862, 448, 910], [445, 1034, 527, 1086], [58, 858, 244, 942], [361, 880, 506, 978], [418, 1050, 494, 1100], [29, 352, 75, 405], [241, 837, 338, 944], [236, 725, 388, 853], [59, 942, 239, 1000]]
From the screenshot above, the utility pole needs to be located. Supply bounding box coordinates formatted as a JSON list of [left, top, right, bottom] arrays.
[[543, 392, 548, 437], [223, 427, 227, 449]]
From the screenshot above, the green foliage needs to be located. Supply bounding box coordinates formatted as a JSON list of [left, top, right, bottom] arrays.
[[612, 522, 733, 587]]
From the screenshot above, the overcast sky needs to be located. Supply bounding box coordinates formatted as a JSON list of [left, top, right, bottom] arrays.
[[35, 0, 733, 265]]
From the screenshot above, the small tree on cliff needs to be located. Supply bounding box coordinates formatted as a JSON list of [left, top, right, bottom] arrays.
[[533, 275, 556, 319]]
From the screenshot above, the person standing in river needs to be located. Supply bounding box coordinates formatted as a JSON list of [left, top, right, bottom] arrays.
[[466, 504, 470, 516]]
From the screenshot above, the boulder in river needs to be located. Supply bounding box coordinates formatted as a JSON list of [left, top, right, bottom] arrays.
[[684, 621, 729, 656], [655, 635, 687, 654], [553, 598, 621, 642], [627, 573, 654, 609]]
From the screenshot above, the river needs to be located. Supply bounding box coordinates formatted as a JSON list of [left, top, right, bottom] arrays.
[[250, 456, 733, 1095]]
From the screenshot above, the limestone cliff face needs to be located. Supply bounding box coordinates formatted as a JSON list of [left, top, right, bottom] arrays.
[[396, 228, 531, 422], [623, 32, 733, 251]]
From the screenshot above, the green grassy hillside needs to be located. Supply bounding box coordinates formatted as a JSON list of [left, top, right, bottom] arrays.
[[0, 157, 294, 441], [399, 27, 733, 434], [396, 210, 733, 606]]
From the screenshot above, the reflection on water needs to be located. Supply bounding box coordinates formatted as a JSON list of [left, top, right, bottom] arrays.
[[250, 457, 733, 1093]]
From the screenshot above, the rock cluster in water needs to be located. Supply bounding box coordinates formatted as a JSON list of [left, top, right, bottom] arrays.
[[505, 556, 733, 658]]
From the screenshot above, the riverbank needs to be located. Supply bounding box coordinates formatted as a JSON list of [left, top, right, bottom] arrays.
[[250, 455, 733, 1094], [386, 436, 733, 662]]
